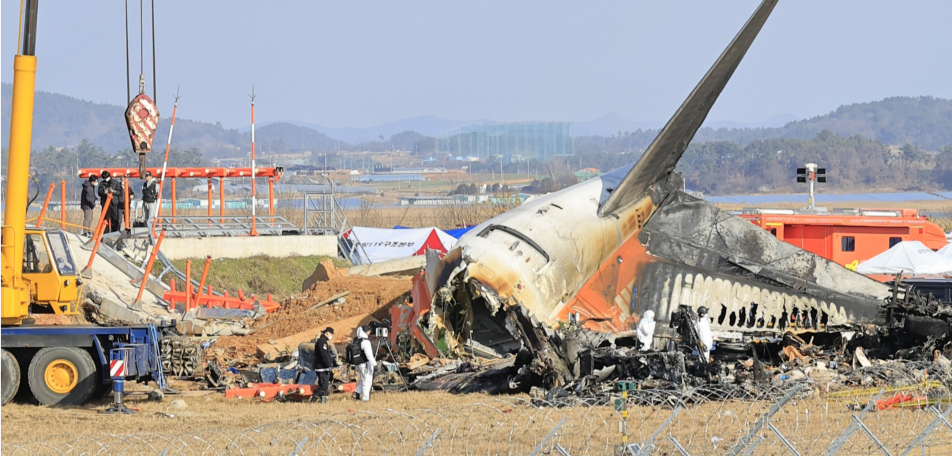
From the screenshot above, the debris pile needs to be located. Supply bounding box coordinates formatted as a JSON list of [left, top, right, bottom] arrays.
[[204, 275, 411, 383]]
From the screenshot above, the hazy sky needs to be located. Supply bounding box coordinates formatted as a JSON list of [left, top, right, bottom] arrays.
[[2, 1, 950, 129]]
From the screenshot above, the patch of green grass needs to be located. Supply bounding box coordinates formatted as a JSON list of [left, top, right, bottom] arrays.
[[157, 255, 351, 300]]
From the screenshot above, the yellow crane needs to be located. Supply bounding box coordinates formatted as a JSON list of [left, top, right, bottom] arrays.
[[1, 0, 79, 326], [2, 1, 173, 408]]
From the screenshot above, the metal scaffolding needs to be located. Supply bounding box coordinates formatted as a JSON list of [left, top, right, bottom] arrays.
[[303, 181, 371, 265]]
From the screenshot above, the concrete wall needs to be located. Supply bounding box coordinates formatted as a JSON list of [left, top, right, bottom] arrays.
[[161, 235, 337, 260], [348, 255, 426, 277]]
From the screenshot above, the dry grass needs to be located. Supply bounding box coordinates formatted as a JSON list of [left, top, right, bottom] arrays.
[[3, 385, 952, 455]]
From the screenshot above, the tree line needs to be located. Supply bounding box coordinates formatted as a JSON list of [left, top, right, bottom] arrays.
[[1, 140, 207, 201]]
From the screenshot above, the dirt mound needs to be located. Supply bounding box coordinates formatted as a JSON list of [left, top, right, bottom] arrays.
[[215, 275, 411, 356], [301, 258, 350, 292]]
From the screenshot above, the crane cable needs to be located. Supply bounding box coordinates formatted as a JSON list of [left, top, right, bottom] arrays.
[[140, 0, 143, 79], [152, 0, 156, 104], [16, 0, 24, 55], [125, 0, 130, 103]]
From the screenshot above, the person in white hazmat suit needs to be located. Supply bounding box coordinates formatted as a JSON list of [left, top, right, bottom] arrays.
[[354, 326, 377, 401], [695, 306, 714, 362], [635, 310, 656, 351]]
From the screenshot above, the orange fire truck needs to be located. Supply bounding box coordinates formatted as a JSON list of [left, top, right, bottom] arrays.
[[739, 208, 948, 267]]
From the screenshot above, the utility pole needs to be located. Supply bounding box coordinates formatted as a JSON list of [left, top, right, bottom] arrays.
[[249, 85, 257, 236]]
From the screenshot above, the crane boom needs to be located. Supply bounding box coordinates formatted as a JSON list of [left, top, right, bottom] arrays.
[[1, 0, 40, 325]]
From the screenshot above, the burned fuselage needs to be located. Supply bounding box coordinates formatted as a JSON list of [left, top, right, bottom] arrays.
[[402, 0, 893, 384]]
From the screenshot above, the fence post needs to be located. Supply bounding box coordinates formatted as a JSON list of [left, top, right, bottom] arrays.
[[287, 436, 308, 456], [82, 193, 113, 274], [827, 389, 886, 456], [207, 177, 213, 225], [219, 176, 225, 223], [738, 436, 765, 456], [60, 179, 66, 229], [195, 256, 211, 309], [268, 176, 275, 224], [413, 428, 441, 456], [185, 259, 192, 312], [36, 182, 55, 227], [634, 406, 682, 456], [171, 177, 177, 224], [134, 229, 166, 305], [529, 417, 565, 456], [767, 423, 802, 456], [729, 384, 804, 456], [851, 415, 892, 456]]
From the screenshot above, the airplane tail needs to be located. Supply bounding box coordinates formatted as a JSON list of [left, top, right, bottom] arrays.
[[598, 0, 778, 217]]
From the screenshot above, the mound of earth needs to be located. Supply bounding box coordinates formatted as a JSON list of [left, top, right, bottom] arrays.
[[214, 275, 411, 356]]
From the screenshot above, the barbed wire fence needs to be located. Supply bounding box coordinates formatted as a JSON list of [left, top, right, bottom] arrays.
[[5, 362, 952, 455]]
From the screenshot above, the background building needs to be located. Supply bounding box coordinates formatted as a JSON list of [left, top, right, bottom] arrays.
[[437, 121, 573, 161]]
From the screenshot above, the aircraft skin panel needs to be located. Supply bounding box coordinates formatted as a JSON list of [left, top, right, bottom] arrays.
[[640, 191, 891, 303], [553, 190, 889, 335]]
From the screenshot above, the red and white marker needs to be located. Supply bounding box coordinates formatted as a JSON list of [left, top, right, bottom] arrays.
[[110, 359, 126, 378]]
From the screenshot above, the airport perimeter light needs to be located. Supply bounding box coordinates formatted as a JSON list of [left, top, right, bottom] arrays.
[[797, 163, 826, 209]]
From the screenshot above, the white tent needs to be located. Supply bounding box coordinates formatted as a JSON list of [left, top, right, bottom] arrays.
[[856, 241, 952, 276], [346, 227, 457, 263], [937, 243, 952, 261]]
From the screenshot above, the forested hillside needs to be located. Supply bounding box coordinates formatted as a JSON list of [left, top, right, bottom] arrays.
[[4, 83, 952, 195]]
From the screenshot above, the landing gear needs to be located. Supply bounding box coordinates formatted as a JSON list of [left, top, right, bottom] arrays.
[[1, 349, 20, 405]]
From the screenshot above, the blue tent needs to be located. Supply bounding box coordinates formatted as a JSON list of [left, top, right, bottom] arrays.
[[445, 226, 476, 239]]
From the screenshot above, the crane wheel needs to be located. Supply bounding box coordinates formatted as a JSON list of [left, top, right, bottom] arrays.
[[1, 349, 20, 406], [28, 347, 96, 406]]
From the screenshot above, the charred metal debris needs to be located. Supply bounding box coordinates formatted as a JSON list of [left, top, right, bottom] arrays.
[[386, 271, 952, 401]]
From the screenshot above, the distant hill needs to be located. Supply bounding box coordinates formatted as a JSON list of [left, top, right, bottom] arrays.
[[783, 96, 952, 148], [572, 112, 799, 137], [272, 116, 466, 144], [691, 96, 952, 149], [254, 122, 346, 154], [4, 83, 951, 156], [0, 83, 249, 156], [1, 83, 448, 156]]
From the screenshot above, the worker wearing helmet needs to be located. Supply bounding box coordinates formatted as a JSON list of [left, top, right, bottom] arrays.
[[695, 306, 714, 362]]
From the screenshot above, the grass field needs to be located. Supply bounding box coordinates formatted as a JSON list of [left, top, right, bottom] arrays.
[[3, 385, 952, 455], [155, 255, 351, 301]]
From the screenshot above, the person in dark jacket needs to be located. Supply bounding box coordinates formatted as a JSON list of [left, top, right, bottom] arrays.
[[141, 171, 158, 230], [80, 175, 99, 236], [97, 171, 131, 233], [113, 176, 133, 232], [97, 171, 118, 233], [314, 327, 338, 404]]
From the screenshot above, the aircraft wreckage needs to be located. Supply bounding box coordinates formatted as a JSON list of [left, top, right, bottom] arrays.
[[387, 0, 952, 394]]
